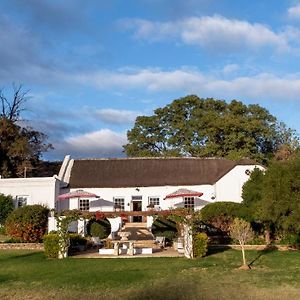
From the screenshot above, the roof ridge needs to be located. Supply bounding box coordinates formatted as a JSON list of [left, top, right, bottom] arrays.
[[74, 157, 230, 161]]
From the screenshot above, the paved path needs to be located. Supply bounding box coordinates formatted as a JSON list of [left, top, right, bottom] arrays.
[[73, 247, 184, 259]]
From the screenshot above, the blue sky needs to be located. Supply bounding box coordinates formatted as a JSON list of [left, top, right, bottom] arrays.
[[1, 0, 300, 160]]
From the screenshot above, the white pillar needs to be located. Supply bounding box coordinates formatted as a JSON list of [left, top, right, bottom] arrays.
[[77, 218, 86, 236], [48, 217, 57, 232], [183, 224, 193, 259]]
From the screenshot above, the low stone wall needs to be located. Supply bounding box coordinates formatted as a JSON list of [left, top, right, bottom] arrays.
[[209, 244, 299, 251], [0, 243, 44, 250]]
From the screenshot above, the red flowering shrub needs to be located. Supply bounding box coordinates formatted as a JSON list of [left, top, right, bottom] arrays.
[[95, 211, 106, 220], [5, 205, 49, 242]]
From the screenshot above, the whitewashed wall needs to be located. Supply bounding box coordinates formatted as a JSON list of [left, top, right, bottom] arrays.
[[0, 176, 60, 209], [60, 184, 214, 213], [215, 165, 264, 203]]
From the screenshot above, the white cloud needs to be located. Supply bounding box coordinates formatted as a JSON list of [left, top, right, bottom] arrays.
[[288, 4, 300, 20], [95, 108, 139, 124], [222, 64, 240, 74], [71, 67, 300, 101], [57, 129, 127, 157], [122, 15, 289, 52]]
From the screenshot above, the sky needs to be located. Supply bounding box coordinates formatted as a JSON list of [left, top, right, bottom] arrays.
[[1, 0, 300, 160]]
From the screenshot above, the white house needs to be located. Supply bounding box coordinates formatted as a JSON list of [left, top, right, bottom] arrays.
[[0, 155, 263, 219], [0, 176, 60, 209], [56, 155, 263, 221]]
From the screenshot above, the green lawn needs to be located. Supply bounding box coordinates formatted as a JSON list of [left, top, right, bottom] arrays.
[[0, 249, 299, 300]]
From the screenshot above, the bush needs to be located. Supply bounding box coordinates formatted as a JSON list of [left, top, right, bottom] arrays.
[[69, 233, 87, 247], [90, 222, 106, 239], [43, 233, 60, 258], [87, 219, 111, 239], [152, 217, 178, 242], [0, 226, 6, 235], [200, 202, 242, 232], [0, 193, 14, 225], [153, 230, 178, 241], [43, 233, 88, 258], [5, 205, 49, 242], [193, 232, 208, 258], [278, 234, 300, 246]]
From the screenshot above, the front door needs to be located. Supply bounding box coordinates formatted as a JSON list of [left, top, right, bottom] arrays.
[[132, 200, 142, 222]]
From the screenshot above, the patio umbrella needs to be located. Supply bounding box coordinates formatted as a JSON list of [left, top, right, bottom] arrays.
[[58, 189, 99, 200], [164, 188, 203, 200]]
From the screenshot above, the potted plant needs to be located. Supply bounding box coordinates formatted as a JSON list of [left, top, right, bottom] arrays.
[[114, 204, 121, 212], [147, 203, 155, 211]]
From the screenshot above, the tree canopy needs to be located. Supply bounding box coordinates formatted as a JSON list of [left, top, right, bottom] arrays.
[[0, 85, 52, 178], [124, 95, 298, 164], [242, 154, 300, 236]]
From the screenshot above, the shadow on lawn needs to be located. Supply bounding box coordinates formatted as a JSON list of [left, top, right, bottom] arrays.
[[248, 246, 277, 267], [128, 281, 202, 300], [206, 245, 231, 256], [6, 251, 41, 260]]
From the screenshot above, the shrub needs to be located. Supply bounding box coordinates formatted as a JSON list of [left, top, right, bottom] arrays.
[[193, 232, 208, 258], [152, 217, 178, 242], [0, 193, 14, 225], [200, 202, 242, 232], [43, 233, 60, 258], [5, 205, 49, 242], [0, 226, 6, 235], [87, 219, 111, 239], [43, 233, 88, 258], [90, 222, 106, 239], [69, 233, 87, 247], [278, 234, 300, 246]]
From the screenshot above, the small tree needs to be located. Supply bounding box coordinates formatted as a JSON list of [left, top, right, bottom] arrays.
[[229, 218, 254, 269], [0, 193, 14, 225]]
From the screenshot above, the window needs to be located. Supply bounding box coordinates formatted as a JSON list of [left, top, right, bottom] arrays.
[[131, 195, 142, 201], [79, 199, 90, 211], [114, 197, 125, 211], [16, 196, 28, 207], [148, 197, 160, 206], [184, 197, 194, 209]]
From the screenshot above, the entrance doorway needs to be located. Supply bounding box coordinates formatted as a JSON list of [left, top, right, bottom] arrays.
[[132, 199, 142, 222]]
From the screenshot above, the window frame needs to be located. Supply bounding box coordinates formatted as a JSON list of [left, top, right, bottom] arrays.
[[79, 198, 90, 211], [16, 195, 28, 207], [184, 196, 195, 210], [113, 197, 125, 211], [148, 196, 160, 206]]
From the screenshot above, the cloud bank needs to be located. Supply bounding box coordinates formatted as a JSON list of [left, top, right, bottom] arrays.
[[122, 15, 289, 52]]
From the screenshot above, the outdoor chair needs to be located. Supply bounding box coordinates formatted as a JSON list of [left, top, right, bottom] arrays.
[[154, 236, 166, 248], [91, 237, 104, 248]]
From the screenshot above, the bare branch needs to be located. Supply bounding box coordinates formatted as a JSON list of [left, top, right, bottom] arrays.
[[0, 84, 30, 122]]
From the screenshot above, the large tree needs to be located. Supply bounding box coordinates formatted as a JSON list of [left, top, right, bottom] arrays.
[[124, 95, 298, 164], [242, 155, 300, 241], [0, 85, 52, 178]]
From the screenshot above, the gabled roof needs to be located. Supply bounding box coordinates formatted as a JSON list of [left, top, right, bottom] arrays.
[[68, 157, 258, 189]]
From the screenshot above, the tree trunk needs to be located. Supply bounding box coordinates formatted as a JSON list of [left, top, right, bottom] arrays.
[[241, 244, 246, 266], [265, 229, 271, 245]]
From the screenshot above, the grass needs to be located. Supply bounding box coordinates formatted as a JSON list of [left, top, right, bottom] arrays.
[[0, 249, 299, 299]]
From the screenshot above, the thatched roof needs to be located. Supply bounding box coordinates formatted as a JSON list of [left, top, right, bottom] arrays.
[[68, 157, 257, 188]]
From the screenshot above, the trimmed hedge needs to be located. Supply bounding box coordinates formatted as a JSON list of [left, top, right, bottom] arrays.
[[43, 233, 60, 258], [87, 218, 111, 239], [43, 233, 88, 258], [193, 232, 208, 258]]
